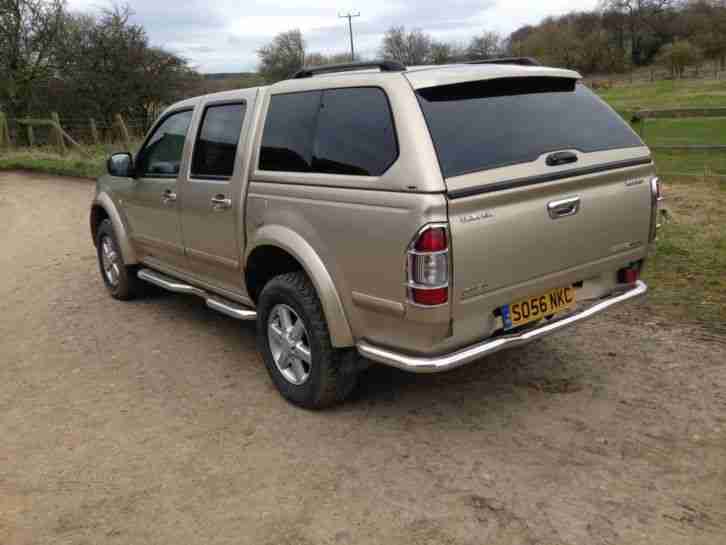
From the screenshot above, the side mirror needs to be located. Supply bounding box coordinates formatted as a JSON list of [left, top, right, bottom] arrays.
[[107, 152, 134, 177]]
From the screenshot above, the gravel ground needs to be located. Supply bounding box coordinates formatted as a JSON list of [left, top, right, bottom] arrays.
[[1, 171, 725, 545]]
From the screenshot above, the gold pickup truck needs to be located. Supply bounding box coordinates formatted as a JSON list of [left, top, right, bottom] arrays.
[[90, 59, 660, 408]]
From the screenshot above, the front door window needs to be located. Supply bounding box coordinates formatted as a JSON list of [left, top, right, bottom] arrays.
[[137, 110, 193, 178]]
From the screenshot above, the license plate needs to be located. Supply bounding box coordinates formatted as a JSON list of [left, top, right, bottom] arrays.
[[501, 286, 576, 330]]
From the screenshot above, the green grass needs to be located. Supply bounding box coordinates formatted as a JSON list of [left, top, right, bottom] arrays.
[[0, 144, 137, 179], [642, 177, 726, 328], [598, 79, 726, 112], [652, 149, 726, 176], [0, 150, 104, 178], [594, 80, 726, 177], [641, 117, 726, 146]]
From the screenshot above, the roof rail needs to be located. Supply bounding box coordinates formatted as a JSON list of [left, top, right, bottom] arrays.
[[292, 60, 406, 79], [467, 57, 541, 67]]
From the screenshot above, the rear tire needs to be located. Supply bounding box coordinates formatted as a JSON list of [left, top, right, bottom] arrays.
[[257, 272, 358, 409], [95, 219, 142, 300]]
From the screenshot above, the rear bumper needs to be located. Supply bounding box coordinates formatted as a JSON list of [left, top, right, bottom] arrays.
[[357, 280, 647, 373]]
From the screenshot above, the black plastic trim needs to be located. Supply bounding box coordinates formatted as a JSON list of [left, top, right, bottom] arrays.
[[447, 157, 653, 199], [292, 60, 406, 79]]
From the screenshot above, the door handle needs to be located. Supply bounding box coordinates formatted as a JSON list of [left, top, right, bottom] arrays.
[[211, 194, 232, 211], [547, 196, 580, 219], [161, 189, 177, 205]]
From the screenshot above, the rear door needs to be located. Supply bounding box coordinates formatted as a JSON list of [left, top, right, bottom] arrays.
[[414, 75, 654, 320], [179, 90, 256, 291]]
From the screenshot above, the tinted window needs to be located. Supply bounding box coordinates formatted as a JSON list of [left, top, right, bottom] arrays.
[[416, 78, 643, 178], [137, 110, 193, 177], [259, 91, 321, 172], [313, 88, 397, 176], [191, 103, 246, 178]]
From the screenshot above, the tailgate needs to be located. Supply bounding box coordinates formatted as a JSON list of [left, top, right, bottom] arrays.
[[447, 155, 654, 309]]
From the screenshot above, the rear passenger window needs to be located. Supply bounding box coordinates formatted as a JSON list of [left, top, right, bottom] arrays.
[[259, 91, 321, 172], [313, 88, 397, 176], [191, 103, 246, 178], [259, 87, 398, 176]]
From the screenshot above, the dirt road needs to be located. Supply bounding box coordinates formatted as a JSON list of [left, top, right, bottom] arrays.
[[1, 171, 725, 545]]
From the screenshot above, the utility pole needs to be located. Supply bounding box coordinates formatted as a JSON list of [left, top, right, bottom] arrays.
[[339, 11, 360, 61]]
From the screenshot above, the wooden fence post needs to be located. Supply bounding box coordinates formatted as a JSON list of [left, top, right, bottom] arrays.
[[26, 124, 35, 147], [51, 112, 67, 155], [115, 114, 131, 151], [89, 118, 100, 145], [0, 112, 10, 148]]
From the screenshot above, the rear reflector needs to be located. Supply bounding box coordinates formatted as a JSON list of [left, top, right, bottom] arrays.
[[618, 267, 640, 284]]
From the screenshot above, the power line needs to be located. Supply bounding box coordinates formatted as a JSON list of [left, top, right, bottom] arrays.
[[338, 11, 360, 61]]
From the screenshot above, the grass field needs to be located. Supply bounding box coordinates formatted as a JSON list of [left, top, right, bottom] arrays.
[[0, 143, 136, 179], [643, 176, 726, 328], [598, 78, 726, 111], [0, 150, 105, 178]]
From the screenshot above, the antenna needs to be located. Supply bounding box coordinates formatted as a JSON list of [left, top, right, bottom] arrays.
[[338, 11, 360, 61]]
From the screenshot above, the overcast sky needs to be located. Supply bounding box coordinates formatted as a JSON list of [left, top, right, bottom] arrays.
[[67, 0, 598, 73]]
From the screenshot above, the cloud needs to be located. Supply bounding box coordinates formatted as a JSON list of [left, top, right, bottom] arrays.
[[67, 0, 598, 73]]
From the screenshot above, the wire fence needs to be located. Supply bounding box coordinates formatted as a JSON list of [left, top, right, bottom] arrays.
[[584, 66, 726, 88], [629, 109, 726, 179]]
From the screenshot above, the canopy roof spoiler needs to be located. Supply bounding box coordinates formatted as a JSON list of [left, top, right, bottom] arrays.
[[467, 57, 541, 66]]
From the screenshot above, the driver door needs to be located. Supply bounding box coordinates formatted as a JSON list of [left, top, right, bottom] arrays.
[[122, 109, 194, 269]]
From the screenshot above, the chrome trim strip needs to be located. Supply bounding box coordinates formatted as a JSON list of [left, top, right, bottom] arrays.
[[357, 280, 647, 373], [138, 269, 257, 321]]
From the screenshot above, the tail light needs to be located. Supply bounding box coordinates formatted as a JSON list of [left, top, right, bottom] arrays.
[[407, 224, 449, 306], [649, 177, 663, 242]]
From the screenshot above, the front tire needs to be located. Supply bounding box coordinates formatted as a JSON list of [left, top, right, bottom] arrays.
[[257, 272, 358, 409], [95, 219, 142, 300]]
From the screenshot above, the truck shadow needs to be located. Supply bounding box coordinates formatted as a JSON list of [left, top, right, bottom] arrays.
[[134, 289, 588, 419]]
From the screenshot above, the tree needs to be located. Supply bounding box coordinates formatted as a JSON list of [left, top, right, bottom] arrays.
[[600, 0, 679, 65], [685, 0, 726, 73], [380, 26, 432, 65], [467, 31, 501, 60], [429, 41, 466, 64], [257, 29, 305, 83], [305, 52, 353, 66], [56, 5, 194, 128], [657, 39, 702, 77], [0, 0, 66, 117]]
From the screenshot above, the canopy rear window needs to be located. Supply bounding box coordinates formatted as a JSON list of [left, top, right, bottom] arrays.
[[416, 77, 642, 178]]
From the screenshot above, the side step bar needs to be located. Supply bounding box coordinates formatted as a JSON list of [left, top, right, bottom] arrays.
[[137, 268, 257, 321]]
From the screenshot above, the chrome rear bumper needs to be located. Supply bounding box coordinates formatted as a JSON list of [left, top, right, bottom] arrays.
[[357, 280, 647, 373]]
